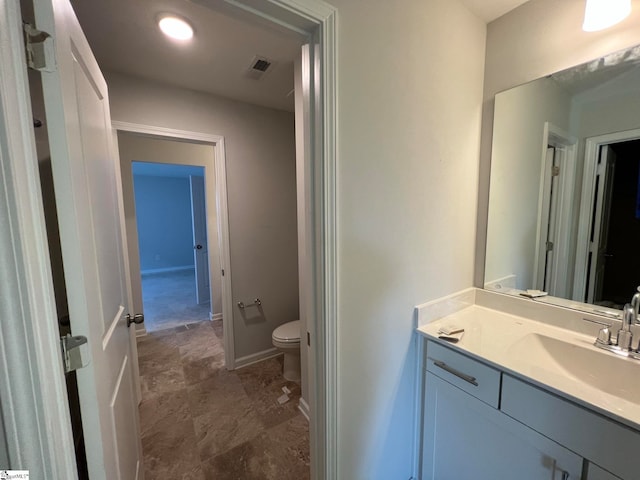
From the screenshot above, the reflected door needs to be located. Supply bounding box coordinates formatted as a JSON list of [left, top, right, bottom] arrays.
[[588, 145, 616, 304]]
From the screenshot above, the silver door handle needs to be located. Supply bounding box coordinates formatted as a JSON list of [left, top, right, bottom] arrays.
[[126, 313, 144, 327]]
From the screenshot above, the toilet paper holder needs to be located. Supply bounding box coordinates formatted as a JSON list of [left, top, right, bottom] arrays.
[[237, 298, 262, 309]]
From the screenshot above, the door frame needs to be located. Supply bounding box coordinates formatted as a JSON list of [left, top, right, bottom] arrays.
[[0, 0, 337, 479], [0, 0, 78, 476], [532, 122, 576, 297], [115, 122, 236, 370], [574, 128, 640, 302]]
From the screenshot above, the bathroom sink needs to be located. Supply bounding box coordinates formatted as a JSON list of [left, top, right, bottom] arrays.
[[508, 333, 640, 404]]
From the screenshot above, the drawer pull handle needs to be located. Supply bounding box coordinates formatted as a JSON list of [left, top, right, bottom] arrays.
[[432, 359, 478, 386]]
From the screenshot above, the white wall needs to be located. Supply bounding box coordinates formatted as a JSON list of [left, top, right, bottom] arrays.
[[485, 78, 571, 288], [476, 0, 640, 286], [108, 72, 299, 361], [328, 0, 485, 477]]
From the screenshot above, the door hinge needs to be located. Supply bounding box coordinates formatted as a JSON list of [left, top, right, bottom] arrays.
[[23, 23, 56, 72], [552, 165, 560, 177], [222, 269, 225, 276], [307, 331, 311, 346], [546, 241, 554, 252], [60, 334, 88, 374]]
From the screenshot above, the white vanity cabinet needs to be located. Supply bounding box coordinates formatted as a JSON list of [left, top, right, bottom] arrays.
[[421, 340, 633, 480], [422, 341, 582, 479]]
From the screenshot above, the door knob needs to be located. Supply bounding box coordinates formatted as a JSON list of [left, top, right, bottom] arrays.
[[126, 313, 144, 328]]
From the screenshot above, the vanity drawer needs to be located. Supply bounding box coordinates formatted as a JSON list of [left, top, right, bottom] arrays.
[[501, 375, 640, 480], [426, 341, 501, 408]]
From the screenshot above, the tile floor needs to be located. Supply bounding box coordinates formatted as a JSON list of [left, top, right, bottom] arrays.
[[141, 269, 212, 332], [137, 320, 310, 480]]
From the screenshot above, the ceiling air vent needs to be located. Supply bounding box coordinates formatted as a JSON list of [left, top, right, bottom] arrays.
[[245, 56, 275, 80]]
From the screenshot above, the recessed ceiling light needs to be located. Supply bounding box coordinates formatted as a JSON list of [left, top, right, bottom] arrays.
[[158, 15, 194, 41]]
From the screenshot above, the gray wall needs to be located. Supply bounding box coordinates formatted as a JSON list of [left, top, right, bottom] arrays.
[[107, 72, 299, 361], [476, 0, 640, 287], [133, 175, 195, 272]]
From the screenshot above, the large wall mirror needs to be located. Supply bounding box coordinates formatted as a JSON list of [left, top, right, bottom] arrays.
[[485, 45, 640, 317]]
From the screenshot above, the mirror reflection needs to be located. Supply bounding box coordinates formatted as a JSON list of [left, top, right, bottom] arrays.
[[485, 45, 640, 315]]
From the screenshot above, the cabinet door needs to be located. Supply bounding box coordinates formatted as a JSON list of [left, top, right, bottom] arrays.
[[422, 372, 583, 480]]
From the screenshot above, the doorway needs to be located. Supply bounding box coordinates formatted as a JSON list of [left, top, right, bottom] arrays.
[[119, 130, 233, 348], [534, 123, 577, 298], [131, 161, 212, 332], [576, 129, 640, 305], [589, 139, 640, 307], [117, 127, 234, 366], [0, 0, 336, 478]]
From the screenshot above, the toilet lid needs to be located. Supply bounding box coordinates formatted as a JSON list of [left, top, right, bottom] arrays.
[[273, 320, 301, 342]]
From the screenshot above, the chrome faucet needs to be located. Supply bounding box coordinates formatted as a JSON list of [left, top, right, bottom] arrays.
[[591, 286, 640, 359], [631, 286, 640, 323], [617, 304, 634, 351]]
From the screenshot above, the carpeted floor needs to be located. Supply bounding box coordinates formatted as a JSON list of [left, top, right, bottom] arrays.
[[141, 268, 211, 332]]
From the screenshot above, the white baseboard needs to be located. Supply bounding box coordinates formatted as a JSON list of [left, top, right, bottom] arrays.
[[298, 397, 310, 422], [140, 265, 194, 275], [234, 347, 281, 370], [210, 312, 223, 321]]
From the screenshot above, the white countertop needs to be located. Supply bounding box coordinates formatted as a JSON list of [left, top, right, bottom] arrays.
[[417, 304, 640, 431]]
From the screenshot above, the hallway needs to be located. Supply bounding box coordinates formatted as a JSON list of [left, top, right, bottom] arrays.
[[136, 320, 310, 479]]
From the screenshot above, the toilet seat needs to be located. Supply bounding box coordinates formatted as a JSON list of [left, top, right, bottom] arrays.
[[272, 320, 301, 344]]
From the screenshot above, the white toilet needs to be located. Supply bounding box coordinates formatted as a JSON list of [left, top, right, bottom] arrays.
[[271, 320, 301, 382]]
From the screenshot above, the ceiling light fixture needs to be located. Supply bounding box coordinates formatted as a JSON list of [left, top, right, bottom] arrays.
[[582, 0, 631, 32], [158, 15, 194, 40]]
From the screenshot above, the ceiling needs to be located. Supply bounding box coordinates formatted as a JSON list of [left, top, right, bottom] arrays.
[[70, 0, 531, 113], [458, 0, 530, 22], [69, 0, 304, 112]]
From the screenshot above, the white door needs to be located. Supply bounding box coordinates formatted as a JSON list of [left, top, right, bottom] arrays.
[[34, 0, 142, 478], [588, 145, 617, 303], [190, 175, 210, 305], [536, 146, 559, 291]]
